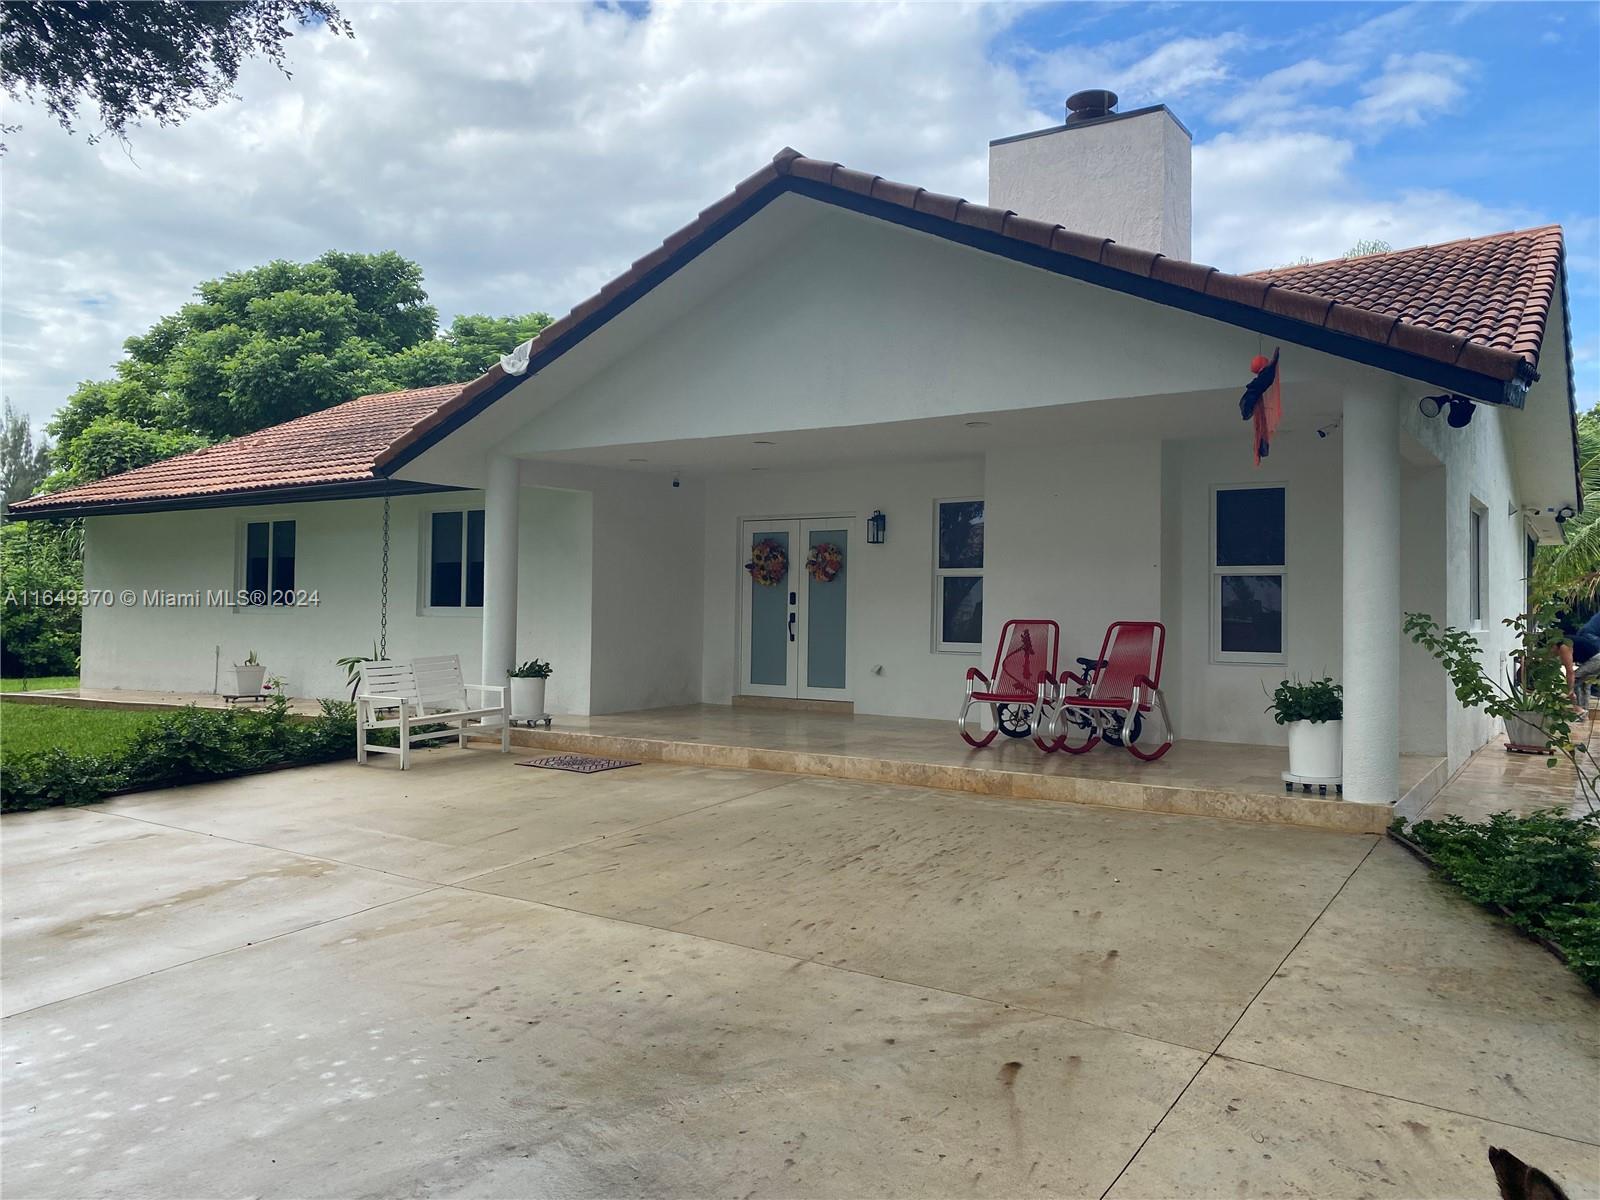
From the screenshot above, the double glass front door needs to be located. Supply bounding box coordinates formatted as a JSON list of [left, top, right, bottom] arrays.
[[740, 518, 850, 700]]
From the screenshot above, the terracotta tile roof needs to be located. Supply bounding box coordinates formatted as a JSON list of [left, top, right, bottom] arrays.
[[16, 148, 1568, 516], [1246, 227, 1563, 374], [7, 383, 467, 516], [377, 148, 1563, 472]]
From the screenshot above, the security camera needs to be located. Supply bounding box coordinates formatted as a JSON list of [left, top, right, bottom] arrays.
[[672, 476, 681, 489], [1556, 505, 1576, 524]]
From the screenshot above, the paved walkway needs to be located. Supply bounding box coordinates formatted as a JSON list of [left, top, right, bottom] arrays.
[[2, 751, 1595, 1198]]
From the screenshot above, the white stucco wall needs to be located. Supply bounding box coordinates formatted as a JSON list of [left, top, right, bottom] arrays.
[[1162, 428, 1344, 747], [502, 207, 1367, 462], [983, 440, 1163, 686], [521, 461, 706, 715], [79, 488, 594, 711], [699, 458, 984, 719], [1401, 399, 1529, 772]]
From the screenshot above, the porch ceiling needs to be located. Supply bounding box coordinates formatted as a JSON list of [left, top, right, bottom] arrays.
[[522, 387, 1344, 477]]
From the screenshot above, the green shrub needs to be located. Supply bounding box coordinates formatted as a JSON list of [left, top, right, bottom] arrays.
[[0, 696, 363, 813], [1396, 810, 1600, 987], [1267, 676, 1342, 724], [0, 746, 125, 810]]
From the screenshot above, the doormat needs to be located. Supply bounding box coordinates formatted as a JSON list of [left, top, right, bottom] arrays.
[[517, 754, 641, 774]]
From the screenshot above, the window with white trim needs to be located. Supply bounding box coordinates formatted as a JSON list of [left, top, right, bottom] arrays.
[[1212, 484, 1285, 663], [241, 519, 297, 606], [424, 508, 485, 611], [1470, 501, 1487, 628], [934, 498, 983, 651]]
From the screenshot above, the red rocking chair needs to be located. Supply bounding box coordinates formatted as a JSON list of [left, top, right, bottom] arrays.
[[959, 619, 1059, 748], [1037, 621, 1173, 760]]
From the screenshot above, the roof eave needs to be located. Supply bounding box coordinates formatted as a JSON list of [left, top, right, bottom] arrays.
[[5, 477, 465, 521]]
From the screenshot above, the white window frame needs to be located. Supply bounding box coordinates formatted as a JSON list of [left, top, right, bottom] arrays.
[[1210, 482, 1287, 665], [235, 517, 298, 609], [420, 506, 486, 617], [1470, 500, 1487, 629], [933, 496, 984, 654]]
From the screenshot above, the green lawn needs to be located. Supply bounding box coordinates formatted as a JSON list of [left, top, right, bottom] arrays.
[[0, 701, 153, 758], [1, 676, 79, 692]]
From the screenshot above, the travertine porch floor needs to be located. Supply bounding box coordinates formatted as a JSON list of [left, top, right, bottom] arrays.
[[6, 690, 1445, 831], [513, 704, 1443, 834]]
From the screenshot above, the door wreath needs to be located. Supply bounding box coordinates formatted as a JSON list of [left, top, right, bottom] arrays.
[[806, 542, 844, 583], [745, 538, 788, 587]]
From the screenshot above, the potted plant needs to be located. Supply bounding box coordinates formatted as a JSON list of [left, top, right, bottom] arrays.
[[1502, 654, 1553, 753], [229, 650, 266, 698], [509, 659, 552, 720], [1268, 676, 1343, 781]]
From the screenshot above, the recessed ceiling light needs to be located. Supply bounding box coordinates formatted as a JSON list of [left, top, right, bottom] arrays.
[[964, 420, 991, 429], [627, 457, 648, 463], [752, 439, 775, 445], [750, 466, 767, 472]]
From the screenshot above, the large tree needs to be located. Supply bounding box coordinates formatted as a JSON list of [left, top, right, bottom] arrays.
[[1, 1, 351, 144], [45, 249, 549, 487], [1, 399, 51, 515]]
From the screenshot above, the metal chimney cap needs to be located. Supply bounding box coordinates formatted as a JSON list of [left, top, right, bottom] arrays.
[[1065, 89, 1119, 123]]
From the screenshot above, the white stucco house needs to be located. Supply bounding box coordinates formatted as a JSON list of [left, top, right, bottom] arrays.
[[12, 91, 1581, 805]]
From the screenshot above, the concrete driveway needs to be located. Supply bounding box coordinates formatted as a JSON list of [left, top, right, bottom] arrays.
[[3, 752, 1596, 1198]]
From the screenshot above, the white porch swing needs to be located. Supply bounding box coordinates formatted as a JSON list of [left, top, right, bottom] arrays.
[[354, 495, 510, 768]]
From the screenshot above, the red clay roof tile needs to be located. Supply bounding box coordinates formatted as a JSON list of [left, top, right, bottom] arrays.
[[8, 383, 469, 516]]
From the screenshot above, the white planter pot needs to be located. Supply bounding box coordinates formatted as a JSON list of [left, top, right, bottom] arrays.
[[510, 676, 547, 720], [1504, 711, 1548, 752], [1287, 719, 1341, 780], [229, 664, 266, 696]]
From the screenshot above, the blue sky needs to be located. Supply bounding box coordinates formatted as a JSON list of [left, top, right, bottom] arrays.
[[999, 1, 1598, 398], [3, 1, 1596, 425]]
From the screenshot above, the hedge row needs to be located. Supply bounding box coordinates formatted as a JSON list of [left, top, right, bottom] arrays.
[[1, 698, 367, 813], [1394, 809, 1600, 989]]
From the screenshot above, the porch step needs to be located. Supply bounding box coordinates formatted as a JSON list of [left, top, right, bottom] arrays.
[[502, 725, 1397, 835]]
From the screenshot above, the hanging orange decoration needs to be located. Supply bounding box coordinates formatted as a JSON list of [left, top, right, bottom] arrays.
[[1238, 348, 1283, 465]]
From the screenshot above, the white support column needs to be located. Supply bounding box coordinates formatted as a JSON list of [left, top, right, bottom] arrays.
[[1341, 388, 1402, 803], [481, 454, 520, 689]]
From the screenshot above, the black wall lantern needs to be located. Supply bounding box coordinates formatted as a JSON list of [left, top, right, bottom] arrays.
[[867, 510, 886, 545]]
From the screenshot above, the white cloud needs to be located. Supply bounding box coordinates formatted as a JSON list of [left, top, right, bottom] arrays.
[[0, 0, 1043, 425], [1351, 51, 1473, 129], [1193, 130, 1529, 272], [1016, 30, 1248, 110]]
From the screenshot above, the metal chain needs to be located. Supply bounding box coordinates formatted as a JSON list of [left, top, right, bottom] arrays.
[[379, 495, 390, 660]]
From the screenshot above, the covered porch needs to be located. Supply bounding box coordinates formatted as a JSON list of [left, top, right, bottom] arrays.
[[455, 374, 1475, 815]]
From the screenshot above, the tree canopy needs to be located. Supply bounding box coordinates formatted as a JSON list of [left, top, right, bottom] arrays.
[[1, 1, 351, 144], [1, 399, 51, 513], [45, 249, 550, 488]]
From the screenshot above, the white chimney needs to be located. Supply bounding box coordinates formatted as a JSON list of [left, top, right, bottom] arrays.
[[988, 90, 1192, 261]]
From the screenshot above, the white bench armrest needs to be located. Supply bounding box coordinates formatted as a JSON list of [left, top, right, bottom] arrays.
[[464, 684, 506, 702], [358, 693, 410, 708]]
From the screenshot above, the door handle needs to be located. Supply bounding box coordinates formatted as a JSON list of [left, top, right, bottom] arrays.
[[789, 612, 796, 642]]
